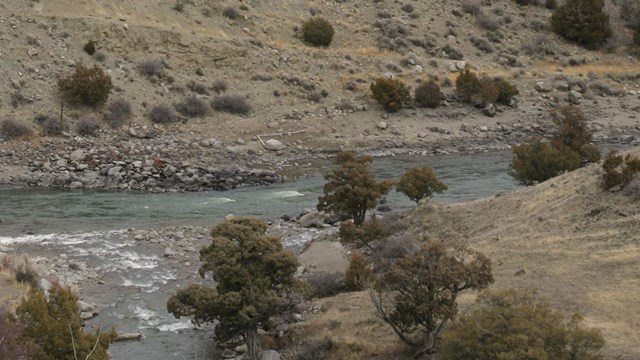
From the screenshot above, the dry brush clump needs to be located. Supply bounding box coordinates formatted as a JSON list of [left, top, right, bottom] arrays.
[[370, 78, 411, 112], [138, 59, 165, 79], [1, 117, 33, 140], [35, 114, 66, 136], [414, 80, 443, 108], [77, 116, 100, 136], [211, 94, 252, 115], [175, 94, 210, 118], [601, 151, 640, 190], [305, 272, 348, 298], [551, 0, 611, 50], [104, 98, 133, 128], [148, 104, 178, 124], [58, 64, 113, 107]]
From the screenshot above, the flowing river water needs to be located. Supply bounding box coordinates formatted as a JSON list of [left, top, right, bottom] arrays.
[[0, 150, 522, 359]]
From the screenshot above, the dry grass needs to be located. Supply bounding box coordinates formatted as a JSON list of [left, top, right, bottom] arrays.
[[539, 59, 640, 76]]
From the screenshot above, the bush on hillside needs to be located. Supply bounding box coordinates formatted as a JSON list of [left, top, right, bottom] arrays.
[[175, 94, 210, 118], [306, 272, 348, 298], [302, 17, 334, 47], [222, 7, 240, 19], [35, 114, 66, 136], [509, 139, 582, 186], [148, 104, 178, 124], [495, 78, 519, 105], [345, 252, 373, 291], [478, 76, 499, 106], [58, 64, 113, 107], [455, 69, 480, 103], [602, 151, 640, 189], [396, 166, 447, 204], [414, 80, 443, 108], [104, 98, 133, 128], [211, 94, 252, 115], [550, 106, 600, 164], [138, 59, 165, 79], [551, 0, 611, 50], [442, 289, 605, 359], [77, 116, 100, 136], [1, 117, 33, 139], [370, 77, 411, 112], [83, 40, 96, 55], [0, 309, 43, 360]]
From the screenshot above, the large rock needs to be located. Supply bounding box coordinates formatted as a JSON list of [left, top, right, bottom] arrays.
[[482, 104, 496, 117], [535, 81, 553, 93], [298, 211, 327, 228], [69, 150, 85, 162], [264, 139, 286, 151], [568, 90, 582, 104], [261, 350, 282, 360]]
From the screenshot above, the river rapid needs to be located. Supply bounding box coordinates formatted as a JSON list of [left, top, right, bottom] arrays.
[[0, 150, 521, 359]]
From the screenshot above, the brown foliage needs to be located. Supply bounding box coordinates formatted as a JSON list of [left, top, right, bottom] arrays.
[[58, 64, 113, 107], [345, 252, 373, 291], [397, 166, 447, 204], [370, 78, 411, 112], [602, 151, 640, 189]]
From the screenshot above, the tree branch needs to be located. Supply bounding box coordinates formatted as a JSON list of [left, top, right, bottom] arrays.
[[69, 325, 78, 360], [85, 328, 102, 360]]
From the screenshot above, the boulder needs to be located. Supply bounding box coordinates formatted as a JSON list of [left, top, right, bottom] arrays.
[[377, 121, 388, 130], [568, 90, 582, 104], [535, 81, 553, 93], [69, 150, 85, 162], [261, 350, 282, 360], [482, 104, 496, 117], [264, 139, 286, 151], [298, 211, 327, 228]]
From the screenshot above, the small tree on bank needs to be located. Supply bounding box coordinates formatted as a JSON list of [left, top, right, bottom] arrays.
[[397, 166, 447, 204], [317, 151, 394, 225], [167, 218, 307, 360], [370, 241, 493, 357], [551, 0, 611, 50]]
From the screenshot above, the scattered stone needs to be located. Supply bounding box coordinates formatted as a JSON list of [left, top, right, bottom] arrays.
[[568, 90, 582, 104], [298, 211, 326, 228], [535, 81, 553, 93], [482, 104, 496, 117], [377, 121, 388, 130], [264, 139, 286, 151]]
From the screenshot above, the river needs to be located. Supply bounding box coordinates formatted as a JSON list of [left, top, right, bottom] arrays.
[[0, 150, 520, 359]]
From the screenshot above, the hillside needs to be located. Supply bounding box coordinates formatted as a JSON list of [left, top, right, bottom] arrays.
[[1, 0, 640, 177], [292, 147, 640, 359]]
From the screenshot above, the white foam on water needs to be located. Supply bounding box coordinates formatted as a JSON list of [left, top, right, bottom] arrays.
[[133, 306, 157, 321], [157, 320, 194, 332], [204, 197, 236, 205], [263, 191, 304, 199], [0, 230, 126, 246], [121, 277, 155, 288]]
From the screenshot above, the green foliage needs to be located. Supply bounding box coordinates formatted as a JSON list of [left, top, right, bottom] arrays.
[[302, 17, 334, 47], [510, 139, 581, 186], [442, 289, 605, 360], [345, 252, 373, 291], [551, 0, 611, 50], [370, 77, 411, 112], [317, 151, 394, 225], [455, 69, 480, 103], [495, 78, 519, 105], [396, 166, 447, 204], [16, 287, 116, 360], [370, 241, 493, 356], [339, 216, 387, 249], [478, 76, 499, 106], [0, 309, 43, 359], [414, 80, 443, 108], [167, 218, 307, 360], [58, 64, 113, 107], [510, 106, 600, 186], [602, 151, 640, 189], [83, 40, 96, 55], [550, 106, 601, 164]]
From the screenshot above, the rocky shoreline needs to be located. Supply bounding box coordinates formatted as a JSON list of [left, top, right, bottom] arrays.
[[2, 120, 639, 191]]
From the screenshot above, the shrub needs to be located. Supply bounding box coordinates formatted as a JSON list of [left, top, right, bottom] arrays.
[[211, 94, 252, 115], [400, 3, 415, 13], [306, 272, 347, 298], [35, 114, 66, 136], [551, 0, 611, 50], [470, 36, 494, 53], [77, 116, 100, 136], [455, 69, 480, 103], [13, 256, 38, 287], [478, 76, 499, 106], [550, 106, 600, 164], [211, 79, 228, 94], [138, 59, 165, 78], [370, 77, 410, 112], [11, 91, 31, 108], [83, 40, 96, 55], [495, 78, 519, 105], [104, 98, 132, 128], [602, 151, 640, 189], [0, 309, 44, 359], [414, 80, 443, 108], [176, 94, 210, 118], [509, 139, 581, 186], [546, 0, 557, 10], [302, 17, 334, 47], [222, 6, 239, 19], [621, 0, 640, 27], [17, 287, 117, 359], [634, 25, 640, 46], [58, 64, 113, 107], [186, 80, 209, 95], [397, 166, 447, 204], [476, 12, 500, 31], [339, 216, 387, 250], [443, 289, 605, 360], [461, 0, 482, 15], [148, 104, 177, 124], [345, 252, 373, 291], [173, 0, 184, 12], [1, 117, 33, 139]]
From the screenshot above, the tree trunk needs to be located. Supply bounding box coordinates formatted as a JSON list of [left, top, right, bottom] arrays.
[[246, 329, 262, 360]]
